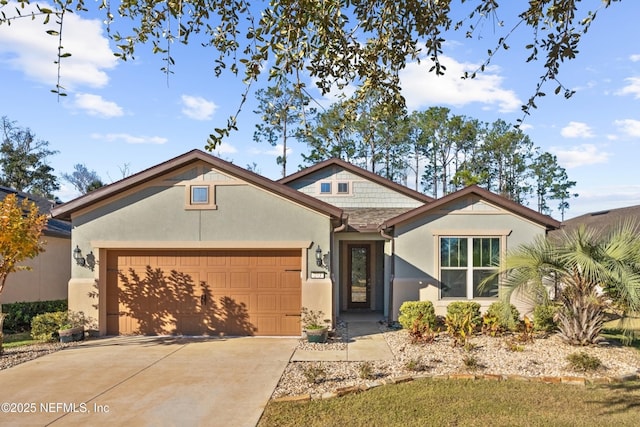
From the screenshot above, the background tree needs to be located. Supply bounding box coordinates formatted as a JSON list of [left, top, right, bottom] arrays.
[[253, 80, 314, 177], [0, 117, 59, 198], [300, 103, 358, 166], [0, 2, 619, 146], [62, 163, 104, 195], [0, 194, 48, 354]]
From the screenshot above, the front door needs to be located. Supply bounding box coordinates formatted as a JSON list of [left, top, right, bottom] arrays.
[[348, 244, 370, 309]]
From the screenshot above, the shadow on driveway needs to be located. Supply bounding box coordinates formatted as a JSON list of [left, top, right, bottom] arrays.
[[0, 336, 297, 426]]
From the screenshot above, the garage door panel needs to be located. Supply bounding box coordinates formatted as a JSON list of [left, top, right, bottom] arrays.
[[282, 271, 301, 288], [107, 250, 302, 336], [256, 272, 277, 288], [229, 271, 251, 288]]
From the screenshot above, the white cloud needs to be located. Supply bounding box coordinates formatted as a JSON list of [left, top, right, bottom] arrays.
[[181, 95, 218, 120], [72, 93, 123, 117], [551, 144, 610, 169], [560, 121, 594, 138], [91, 133, 167, 145], [630, 54, 640, 62], [248, 144, 292, 157], [400, 55, 521, 112], [266, 144, 292, 157], [614, 119, 640, 137], [211, 142, 237, 155], [616, 77, 640, 99], [0, 1, 117, 89], [518, 123, 534, 132]]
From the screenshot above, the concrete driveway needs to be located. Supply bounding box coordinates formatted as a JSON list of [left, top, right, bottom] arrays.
[[0, 336, 297, 426]]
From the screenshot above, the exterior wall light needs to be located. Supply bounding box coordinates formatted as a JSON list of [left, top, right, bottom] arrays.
[[73, 245, 96, 270], [73, 245, 86, 266], [315, 245, 323, 267]]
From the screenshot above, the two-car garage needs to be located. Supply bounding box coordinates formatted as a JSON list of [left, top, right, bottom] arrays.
[[105, 249, 303, 336]]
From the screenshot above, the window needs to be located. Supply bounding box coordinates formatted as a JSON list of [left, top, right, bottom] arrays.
[[337, 182, 349, 193], [320, 182, 332, 194], [440, 237, 499, 299], [190, 186, 209, 204]]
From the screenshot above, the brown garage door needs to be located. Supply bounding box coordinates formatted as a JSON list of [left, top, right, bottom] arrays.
[[106, 250, 302, 336]]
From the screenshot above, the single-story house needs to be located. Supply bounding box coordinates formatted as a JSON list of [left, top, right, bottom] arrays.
[[51, 150, 560, 336], [0, 186, 71, 304]]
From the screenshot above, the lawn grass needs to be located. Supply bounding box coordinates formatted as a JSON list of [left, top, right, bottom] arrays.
[[259, 379, 640, 427], [1, 331, 46, 349]]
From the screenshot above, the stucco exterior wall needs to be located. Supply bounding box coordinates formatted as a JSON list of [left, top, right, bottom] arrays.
[[286, 166, 423, 208], [390, 201, 549, 319], [68, 165, 335, 334], [1, 235, 70, 304]]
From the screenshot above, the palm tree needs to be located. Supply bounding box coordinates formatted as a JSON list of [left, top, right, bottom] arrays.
[[495, 221, 640, 346]]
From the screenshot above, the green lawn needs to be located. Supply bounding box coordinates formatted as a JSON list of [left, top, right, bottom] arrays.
[[259, 379, 640, 427], [1, 331, 46, 349], [261, 324, 640, 427]]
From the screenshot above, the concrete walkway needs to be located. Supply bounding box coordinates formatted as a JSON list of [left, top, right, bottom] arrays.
[[291, 319, 394, 362]]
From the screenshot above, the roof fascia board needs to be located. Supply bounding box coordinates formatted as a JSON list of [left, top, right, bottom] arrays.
[[52, 150, 343, 221], [381, 185, 561, 230], [279, 158, 434, 203]]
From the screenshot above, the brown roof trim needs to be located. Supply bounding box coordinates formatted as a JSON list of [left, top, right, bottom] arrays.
[[278, 158, 434, 203], [52, 149, 344, 221], [381, 185, 561, 230]]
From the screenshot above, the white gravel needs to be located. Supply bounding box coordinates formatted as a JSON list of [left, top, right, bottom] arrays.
[[272, 326, 640, 399], [0, 342, 77, 370]]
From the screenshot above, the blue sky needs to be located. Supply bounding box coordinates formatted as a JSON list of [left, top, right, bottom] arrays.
[[0, 1, 639, 220]]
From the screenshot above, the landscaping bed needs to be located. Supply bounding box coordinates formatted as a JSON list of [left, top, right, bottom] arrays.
[[271, 325, 640, 399]]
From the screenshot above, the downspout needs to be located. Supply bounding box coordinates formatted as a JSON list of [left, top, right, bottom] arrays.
[[330, 214, 348, 324], [379, 225, 394, 323]]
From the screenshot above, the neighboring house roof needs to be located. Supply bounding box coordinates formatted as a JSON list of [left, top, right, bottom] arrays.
[[51, 149, 344, 222], [380, 185, 561, 230], [0, 186, 71, 238], [278, 158, 435, 204], [552, 204, 640, 236]]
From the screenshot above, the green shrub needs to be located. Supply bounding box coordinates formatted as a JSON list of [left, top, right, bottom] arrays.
[[408, 315, 436, 344], [445, 312, 475, 347], [398, 301, 436, 330], [358, 362, 375, 380], [404, 357, 429, 372], [533, 304, 558, 332], [301, 364, 327, 384], [1, 299, 68, 333], [30, 312, 68, 341], [484, 301, 520, 332], [446, 302, 482, 329], [566, 351, 602, 372]]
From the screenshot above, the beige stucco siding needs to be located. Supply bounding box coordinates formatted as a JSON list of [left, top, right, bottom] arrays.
[[391, 209, 548, 319], [68, 180, 334, 334], [1, 236, 70, 304]]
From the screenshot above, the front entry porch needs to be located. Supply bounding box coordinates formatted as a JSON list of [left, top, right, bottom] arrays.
[[338, 240, 386, 317]]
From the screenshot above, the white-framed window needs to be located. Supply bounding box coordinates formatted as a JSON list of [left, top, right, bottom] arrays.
[[440, 236, 500, 299], [191, 186, 209, 204], [320, 182, 332, 194], [337, 182, 349, 193]]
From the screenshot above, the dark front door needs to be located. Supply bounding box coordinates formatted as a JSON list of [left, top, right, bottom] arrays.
[[348, 244, 370, 308]]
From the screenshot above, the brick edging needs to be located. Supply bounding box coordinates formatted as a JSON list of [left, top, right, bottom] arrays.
[[271, 371, 640, 403]]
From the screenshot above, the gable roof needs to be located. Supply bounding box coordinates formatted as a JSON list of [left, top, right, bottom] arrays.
[[381, 185, 561, 230], [51, 150, 344, 221], [278, 158, 434, 203], [0, 186, 71, 238]]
